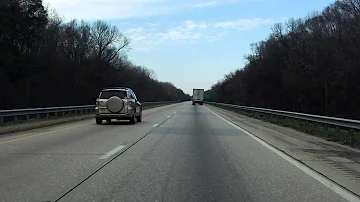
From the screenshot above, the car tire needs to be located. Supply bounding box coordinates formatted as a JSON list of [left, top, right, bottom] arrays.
[[106, 119, 111, 123], [96, 118, 102, 125], [129, 114, 136, 124], [192, 102, 195, 105], [136, 112, 142, 122], [200, 102, 203, 105]]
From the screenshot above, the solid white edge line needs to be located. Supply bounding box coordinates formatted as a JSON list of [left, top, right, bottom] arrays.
[[99, 145, 126, 159], [204, 106, 360, 202]]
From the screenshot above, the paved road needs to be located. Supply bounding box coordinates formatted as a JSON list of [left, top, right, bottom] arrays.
[[0, 102, 354, 201]]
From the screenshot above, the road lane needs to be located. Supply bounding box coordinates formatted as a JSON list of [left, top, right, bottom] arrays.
[[0, 103, 184, 202], [58, 103, 350, 202]]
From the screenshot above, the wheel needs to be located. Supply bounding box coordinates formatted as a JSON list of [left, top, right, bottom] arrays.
[[136, 112, 142, 122], [129, 114, 136, 124], [200, 102, 203, 105], [106, 119, 111, 123], [192, 102, 195, 105], [96, 118, 102, 124]]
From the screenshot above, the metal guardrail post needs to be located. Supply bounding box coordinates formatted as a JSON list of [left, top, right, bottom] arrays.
[[349, 129, 355, 144]]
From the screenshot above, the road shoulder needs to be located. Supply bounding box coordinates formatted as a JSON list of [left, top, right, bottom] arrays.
[[206, 104, 360, 196]]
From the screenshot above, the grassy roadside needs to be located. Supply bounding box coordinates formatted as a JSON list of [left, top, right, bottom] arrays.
[[0, 104, 172, 135], [211, 105, 360, 147]]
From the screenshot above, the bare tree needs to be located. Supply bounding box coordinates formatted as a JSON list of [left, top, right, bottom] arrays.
[[0, 1, 189, 109], [91, 20, 130, 63], [208, 0, 360, 119]]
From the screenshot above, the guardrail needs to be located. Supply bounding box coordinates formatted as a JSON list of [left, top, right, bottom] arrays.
[[0, 101, 178, 125], [206, 102, 360, 144]]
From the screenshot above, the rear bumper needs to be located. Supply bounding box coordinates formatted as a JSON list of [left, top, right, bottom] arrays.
[[95, 114, 133, 119], [95, 107, 134, 119]]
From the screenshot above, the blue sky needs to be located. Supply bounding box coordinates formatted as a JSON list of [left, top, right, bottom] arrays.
[[45, 0, 335, 94]]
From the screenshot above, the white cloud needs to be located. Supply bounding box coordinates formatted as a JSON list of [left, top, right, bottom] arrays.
[[125, 18, 280, 51], [132, 47, 152, 52], [44, 0, 245, 20], [43, 0, 265, 20], [191, 1, 218, 8], [44, 0, 184, 20], [214, 18, 279, 30], [189, 0, 263, 8]]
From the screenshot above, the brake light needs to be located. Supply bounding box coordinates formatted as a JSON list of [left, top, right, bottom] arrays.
[[96, 99, 99, 106]]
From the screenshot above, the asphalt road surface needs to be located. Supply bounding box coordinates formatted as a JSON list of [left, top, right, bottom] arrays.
[[0, 102, 355, 202]]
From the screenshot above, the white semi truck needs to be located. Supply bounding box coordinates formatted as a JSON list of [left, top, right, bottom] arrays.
[[192, 89, 204, 105]]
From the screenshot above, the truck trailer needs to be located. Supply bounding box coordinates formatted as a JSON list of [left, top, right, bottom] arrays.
[[192, 89, 204, 105]]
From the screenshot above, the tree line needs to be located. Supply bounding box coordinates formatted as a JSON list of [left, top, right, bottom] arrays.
[[0, 0, 190, 109], [207, 0, 360, 119]]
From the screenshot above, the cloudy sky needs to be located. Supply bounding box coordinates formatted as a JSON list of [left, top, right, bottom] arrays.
[[44, 0, 335, 94]]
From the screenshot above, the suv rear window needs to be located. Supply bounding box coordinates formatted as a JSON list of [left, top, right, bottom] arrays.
[[100, 90, 127, 99]]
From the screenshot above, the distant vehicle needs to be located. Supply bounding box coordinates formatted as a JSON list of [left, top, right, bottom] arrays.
[[192, 89, 204, 105], [95, 87, 142, 125]]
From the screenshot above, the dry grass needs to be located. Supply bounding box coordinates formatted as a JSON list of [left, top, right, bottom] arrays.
[[215, 105, 360, 147]]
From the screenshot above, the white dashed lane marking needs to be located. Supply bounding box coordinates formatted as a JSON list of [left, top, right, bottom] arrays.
[[99, 145, 126, 159]]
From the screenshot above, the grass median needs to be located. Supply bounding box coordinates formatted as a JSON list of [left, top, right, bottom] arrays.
[[213, 105, 360, 147], [0, 104, 171, 135]]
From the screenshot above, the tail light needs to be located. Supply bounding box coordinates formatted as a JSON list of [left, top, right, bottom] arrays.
[[96, 99, 100, 106]]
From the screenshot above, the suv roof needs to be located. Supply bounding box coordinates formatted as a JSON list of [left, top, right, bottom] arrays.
[[102, 87, 132, 91]]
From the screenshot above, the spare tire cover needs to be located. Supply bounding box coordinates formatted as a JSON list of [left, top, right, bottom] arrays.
[[106, 96, 124, 113]]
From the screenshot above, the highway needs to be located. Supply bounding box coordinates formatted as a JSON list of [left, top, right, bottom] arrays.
[[0, 102, 355, 202]]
